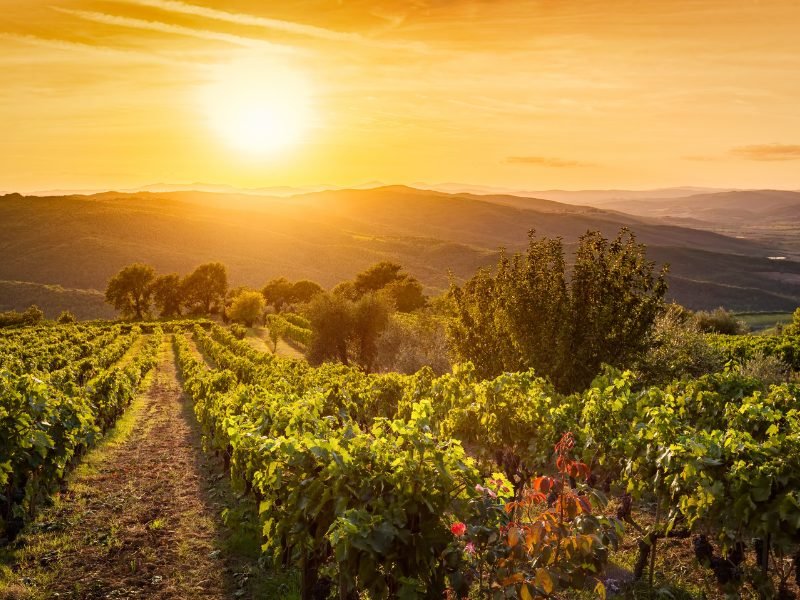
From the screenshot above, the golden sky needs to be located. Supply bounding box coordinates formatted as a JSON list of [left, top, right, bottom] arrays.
[[2, 0, 800, 193]]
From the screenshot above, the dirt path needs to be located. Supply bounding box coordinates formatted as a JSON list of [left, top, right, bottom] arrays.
[[3, 342, 234, 599]]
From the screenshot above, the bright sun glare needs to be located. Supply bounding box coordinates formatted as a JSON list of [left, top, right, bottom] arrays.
[[201, 57, 313, 157]]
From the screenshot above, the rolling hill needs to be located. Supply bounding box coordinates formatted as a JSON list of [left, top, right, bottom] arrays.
[[1, 186, 799, 317], [589, 190, 800, 258]]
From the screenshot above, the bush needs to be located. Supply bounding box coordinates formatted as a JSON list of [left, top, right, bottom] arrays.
[[694, 307, 748, 335], [636, 304, 726, 385], [57, 310, 77, 324], [375, 312, 451, 375], [228, 290, 266, 327], [229, 323, 247, 340], [738, 351, 790, 385]]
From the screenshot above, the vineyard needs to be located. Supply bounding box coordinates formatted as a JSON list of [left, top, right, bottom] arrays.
[[1, 321, 799, 599]]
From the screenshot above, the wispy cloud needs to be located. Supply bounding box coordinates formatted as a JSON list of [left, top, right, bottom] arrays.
[[0, 32, 194, 67], [731, 144, 800, 161], [505, 156, 594, 168], [54, 8, 296, 54], [116, 0, 424, 50]]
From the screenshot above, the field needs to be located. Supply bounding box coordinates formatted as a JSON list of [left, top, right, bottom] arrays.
[[2, 320, 799, 599], [737, 312, 796, 333]]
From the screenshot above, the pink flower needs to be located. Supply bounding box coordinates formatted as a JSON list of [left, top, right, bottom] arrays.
[[450, 522, 467, 537], [475, 484, 485, 493], [465, 542, 476, 555]]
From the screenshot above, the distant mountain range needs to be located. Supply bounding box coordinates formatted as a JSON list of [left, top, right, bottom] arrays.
[[1, 185, 799, 318]]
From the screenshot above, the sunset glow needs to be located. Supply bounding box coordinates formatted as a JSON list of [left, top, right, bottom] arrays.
[[2, 0, 800, 192], [200, 57, 314, 156]]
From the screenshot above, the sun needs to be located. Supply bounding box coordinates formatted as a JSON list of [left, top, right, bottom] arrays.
[[201, 56, 313, 157]]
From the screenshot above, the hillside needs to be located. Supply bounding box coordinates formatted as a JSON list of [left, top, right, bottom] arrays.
[[1, 186, 799, 314], [591, 190, 800, 258], [0, 280, 115, 320]]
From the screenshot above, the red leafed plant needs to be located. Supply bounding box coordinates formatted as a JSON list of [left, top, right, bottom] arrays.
[[446, 433, 624, 599]]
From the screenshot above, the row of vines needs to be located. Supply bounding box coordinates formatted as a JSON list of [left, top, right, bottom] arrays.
[[175, 323, 800, 598], [0, 323, 164, 539]]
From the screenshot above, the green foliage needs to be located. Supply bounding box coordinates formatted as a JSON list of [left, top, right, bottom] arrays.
[[306, 293, 354, 364], [347, 261, 426, 312], [693, 307, 748, 335], [150, 273, 183, 318], [449, 229, 667, 392], [261, 277, 294, 313], [787, 307, 800, 335], [104, 263, 156, 320], [290, 280, 324, 304], [229, 323, 247, 340], [708, 332, 800, 371], [0, 305, 46, 328], [306, 292, 392, 371], [56, 310, 76, 324], [0, 323, 162, 535], [635, 303, 726, 386], [374, 312, 451, 375], [228, 290, 266, 327], [182, 262, 228, 315], [266, 314, 311, 348], [174, 324, 482, 598]]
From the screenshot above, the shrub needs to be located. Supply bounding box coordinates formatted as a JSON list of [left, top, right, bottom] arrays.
[[57, 310, 77, 324], [228, 290, 265, 327], [694, 307, 748, 335], [229, 323, 247, 340], [636, 304, 726, 385]]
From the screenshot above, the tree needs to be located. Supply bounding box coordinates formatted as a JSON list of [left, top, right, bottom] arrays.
[[182, 262, 227, 315], [354, 261, 405, 295], [347, 262, 426, 312], [449, 229, 667, 392], [150, 273, 183, 318], [306, 293, 354, 365], [382, 278, 426, 312], [291, 280, 324, 304], [261, 277, 294, 312], [228, 290, 266, 327], [105, 263, 156, 320], [331, 280, 358, 301], [566, 229, 667, 388], [351, 293, 392, 372]]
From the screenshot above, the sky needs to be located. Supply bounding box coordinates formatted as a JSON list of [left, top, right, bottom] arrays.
[[2, 0, 800, 193]]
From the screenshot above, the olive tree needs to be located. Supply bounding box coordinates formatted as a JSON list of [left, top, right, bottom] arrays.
[[105, 263, 156, 320]]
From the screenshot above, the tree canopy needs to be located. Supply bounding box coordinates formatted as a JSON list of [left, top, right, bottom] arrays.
[[182, 262, 228, 315], [151, 273, 183, 318], [104, 263, 156, 320], [228, 290, 266, 327], [448, 229, 668, 392]]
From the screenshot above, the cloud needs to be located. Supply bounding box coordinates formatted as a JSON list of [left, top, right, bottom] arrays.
[[55, 8, 297, 54], [505, 156, 594, 168], [0, 32, 194, 67], [116, 0, 424, 50], [731, 144, 800, 161]]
